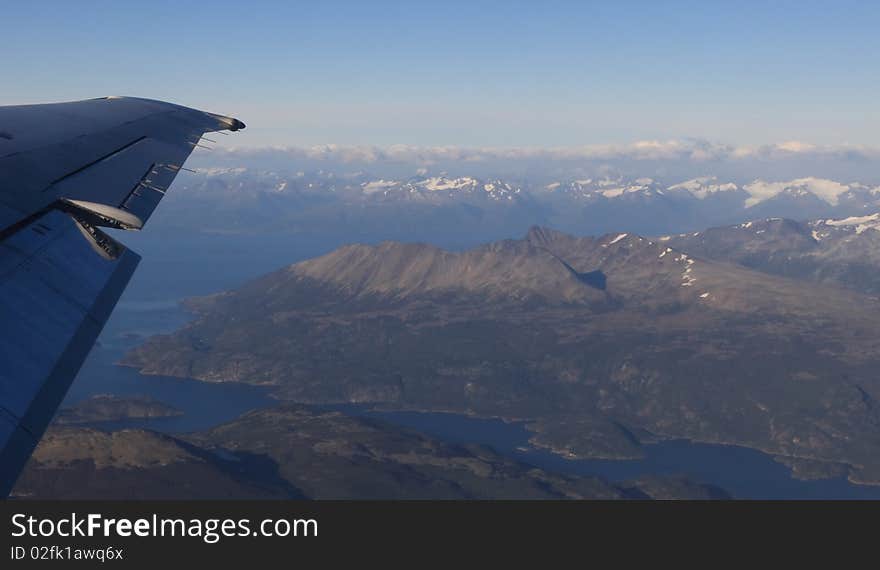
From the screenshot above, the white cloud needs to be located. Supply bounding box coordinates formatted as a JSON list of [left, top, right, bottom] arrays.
[[219, 139, 880, 165], [775, 141, 818, 153], [743, 177, 851, 207]]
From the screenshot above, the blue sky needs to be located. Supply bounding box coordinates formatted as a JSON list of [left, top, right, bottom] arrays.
[[3, 1, 879, 147]]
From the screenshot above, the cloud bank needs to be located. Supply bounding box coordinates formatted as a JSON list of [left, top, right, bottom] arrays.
[[193, 140, 880, 184], [216, 139, 880, 163]]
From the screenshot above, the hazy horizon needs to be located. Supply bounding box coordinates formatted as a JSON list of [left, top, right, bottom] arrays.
[[181, 139, 880, 185]]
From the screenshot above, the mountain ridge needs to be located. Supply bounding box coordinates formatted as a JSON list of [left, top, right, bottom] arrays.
[[123, 223, 880, 484], [151, 170, 880, 240]]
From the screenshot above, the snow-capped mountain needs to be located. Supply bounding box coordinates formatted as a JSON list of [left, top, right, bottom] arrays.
[[666, 212, 880, 295], [667, 176, 740, 200], [156, 168, 880, 243], [183, 168, 879, 210], [542, 177, 671, 200], [361, 176, 522, 202], [812, 212, 880, 237]]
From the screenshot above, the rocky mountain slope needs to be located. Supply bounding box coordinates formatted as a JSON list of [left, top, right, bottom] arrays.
[[665, 214, 880, 295], [123, 226, 880, 484], [11, 427, 301, 499], [54, 394, 183, 425]]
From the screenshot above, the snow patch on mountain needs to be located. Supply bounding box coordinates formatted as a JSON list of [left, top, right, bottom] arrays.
[[744, 178, 851, 208], [602, 187, 626, 198], [362, 179, 399, 194], [418, 177, 478, 191], [678, 255, 697, 287], [608, 233, 629, 245], [819, 213, 880, 234], [668, 177, 739, 200]]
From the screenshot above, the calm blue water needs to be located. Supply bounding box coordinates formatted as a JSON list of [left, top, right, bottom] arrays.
[[64, 303, 275, 433], [324, 407, 880, 500], [63, 233, 880, 499], [61, 233, 299, 430]]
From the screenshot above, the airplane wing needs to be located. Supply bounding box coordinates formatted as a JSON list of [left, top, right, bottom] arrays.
[[0, 97, 244, 496]]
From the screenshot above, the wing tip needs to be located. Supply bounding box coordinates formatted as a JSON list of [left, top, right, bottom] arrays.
[[211, 114, 246, 132], [228, 117, 246, 131], [99, 96, 246, 132]]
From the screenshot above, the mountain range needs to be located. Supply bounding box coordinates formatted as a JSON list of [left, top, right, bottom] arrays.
[[152, 170, 880, 242], [123, 214, 880, 485]]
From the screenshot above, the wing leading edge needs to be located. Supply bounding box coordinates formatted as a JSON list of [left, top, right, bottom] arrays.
[[0, 97, 244, 496]]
